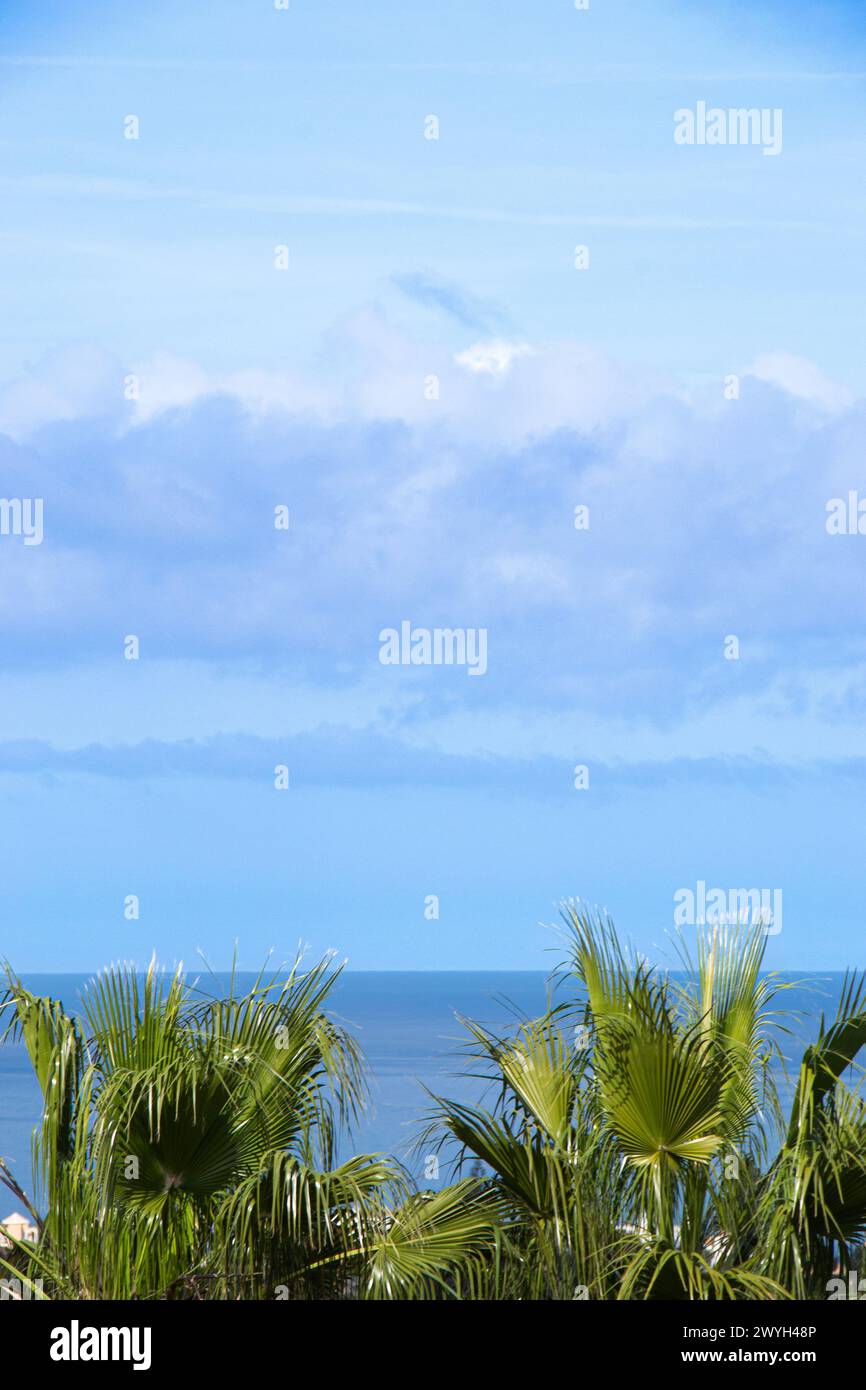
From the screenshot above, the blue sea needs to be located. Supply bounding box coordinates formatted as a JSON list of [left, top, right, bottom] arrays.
[[0, 970, 853, 1206]]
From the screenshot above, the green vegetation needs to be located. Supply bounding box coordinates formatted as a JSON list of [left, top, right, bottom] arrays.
[[3, 908, 866, 1300]]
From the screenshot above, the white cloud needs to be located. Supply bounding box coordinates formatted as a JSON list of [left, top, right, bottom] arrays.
[[0, 345, 120, 439], [0, 320, 862, 741], [454, 340, 534, 375], [128, 353, 335, 424], [746, 351, 854, 413]]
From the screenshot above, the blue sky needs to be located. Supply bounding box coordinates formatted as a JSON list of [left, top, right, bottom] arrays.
[[1, 0, 865, 970]]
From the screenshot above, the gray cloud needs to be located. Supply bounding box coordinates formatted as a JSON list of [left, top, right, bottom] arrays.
[[0, 343, 862, 728], [390, 270, 505, 331]]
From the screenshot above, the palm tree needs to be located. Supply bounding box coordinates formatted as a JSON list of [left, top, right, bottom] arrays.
[[0, 954, 499, 1300], [754, 972, 866, 1297], [6, 917, 866, 1300], [422, 1004, 627, 1299], [427, 905, 866, 1300]]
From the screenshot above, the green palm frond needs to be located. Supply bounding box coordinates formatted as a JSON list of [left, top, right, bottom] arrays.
[[359, 1180, 503, 1300], [619, 1239, 787, 1301], [786, 970, 866, 1146], [6, 912, 866, 1301]]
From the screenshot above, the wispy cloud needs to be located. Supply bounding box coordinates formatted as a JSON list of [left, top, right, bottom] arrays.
[[391, 271, 505, 332], [0, 56, 863, 81], [0, 174, 846, 235], [0, 731, 852, 797]]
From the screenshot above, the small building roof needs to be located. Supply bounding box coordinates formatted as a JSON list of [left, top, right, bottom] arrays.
[[0, 1212, 30, 1227]]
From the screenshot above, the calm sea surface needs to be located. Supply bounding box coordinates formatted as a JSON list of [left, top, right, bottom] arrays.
[[0, 971, 851, 1204]]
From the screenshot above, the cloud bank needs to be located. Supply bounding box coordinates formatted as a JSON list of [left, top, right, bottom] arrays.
[[0, 315, 861, 763]]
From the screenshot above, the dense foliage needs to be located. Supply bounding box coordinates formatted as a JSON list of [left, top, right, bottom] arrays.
[[3, 910, 865, 1300]]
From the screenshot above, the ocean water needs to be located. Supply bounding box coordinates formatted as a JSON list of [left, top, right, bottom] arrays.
[[0, 970, 853, 1205]]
